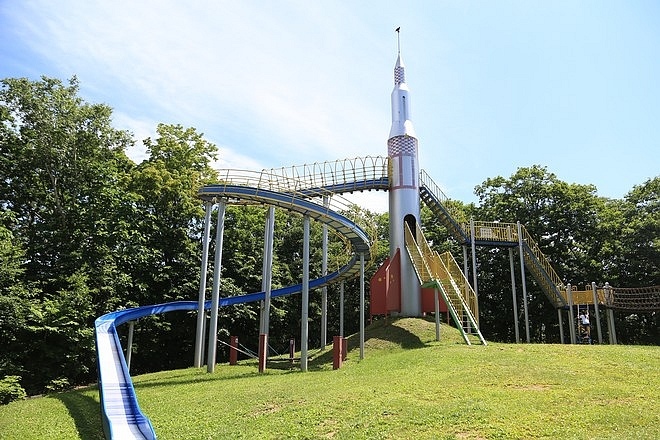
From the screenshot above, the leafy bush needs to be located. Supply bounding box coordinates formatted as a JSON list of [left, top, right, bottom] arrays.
[[0, 375, 26, 405], [45, 377, 70, 393]]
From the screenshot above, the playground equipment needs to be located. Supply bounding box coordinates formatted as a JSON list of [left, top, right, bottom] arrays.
[[94, 180, 371, 439], [93, 36, 660, 438]]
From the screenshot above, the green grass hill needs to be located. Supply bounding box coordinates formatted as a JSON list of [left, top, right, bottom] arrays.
[[1, 318, 658, 439]]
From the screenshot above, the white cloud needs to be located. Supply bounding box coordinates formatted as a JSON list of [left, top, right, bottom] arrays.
[[10, 0, 391, 167], [111, 112, 158, 164], [6, 0, 657, 205], [213, 144, 266, 171], [343, 191, 388, 214]]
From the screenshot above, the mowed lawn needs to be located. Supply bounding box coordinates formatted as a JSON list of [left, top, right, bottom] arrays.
[[1, 318, 658, 439]]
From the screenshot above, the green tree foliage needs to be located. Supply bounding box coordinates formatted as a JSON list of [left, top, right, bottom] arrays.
[[603, 177, 659, 345], [0, 214, 35, 381], [617, 177, 659, 286], [123, 123, 219, 373], [129, 124, 218, 303], [0, 77, 136, 393], [0, 375, 26, 404]]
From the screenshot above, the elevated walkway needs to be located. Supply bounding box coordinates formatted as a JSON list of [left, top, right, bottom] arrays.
[[264, 155, 390, 195], [563, 284, 660, 311]]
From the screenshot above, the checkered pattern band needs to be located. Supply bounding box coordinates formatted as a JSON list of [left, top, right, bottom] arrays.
[[388, 136, 417, 156], [394, 66, 405, 85]]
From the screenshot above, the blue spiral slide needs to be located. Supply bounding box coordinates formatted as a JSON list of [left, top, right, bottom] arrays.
[[95, 183, 372, 439]]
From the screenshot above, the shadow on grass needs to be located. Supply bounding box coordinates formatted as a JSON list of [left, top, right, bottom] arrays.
[[54, 387, 104, 440], [132, 367, 269, 390], [132, 317, 445, 386], [304, 317, 430, 369]]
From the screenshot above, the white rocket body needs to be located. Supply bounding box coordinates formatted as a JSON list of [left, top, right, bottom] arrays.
[[387, 53, 422, 316]]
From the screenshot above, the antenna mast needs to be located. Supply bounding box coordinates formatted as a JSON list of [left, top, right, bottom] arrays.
[[395, 26, 401, 54]]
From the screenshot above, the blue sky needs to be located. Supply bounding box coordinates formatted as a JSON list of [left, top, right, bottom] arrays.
[[1, 1, 658, 211]]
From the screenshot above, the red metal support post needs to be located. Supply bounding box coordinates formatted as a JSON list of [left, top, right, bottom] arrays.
[[229, 336, 238, 366], [333, 336, 343, 370]]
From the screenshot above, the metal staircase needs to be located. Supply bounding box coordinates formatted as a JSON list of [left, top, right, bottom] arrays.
[[404, 222, 487, 345], [418, 171, 566, 309], [419, 170, 469, 243], [517, 226, 566, 308]]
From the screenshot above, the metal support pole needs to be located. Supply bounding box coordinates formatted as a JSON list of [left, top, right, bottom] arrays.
[[604, 282, 617, 345], [207, 201, 226, 373], [567, 284, 576, 344], [259, 219, 268, 334], [462, 244, 470, 332], [359, 252, 365, 360], [260, 207, 275, 336], [258, 334, 267, 373], [194, 202, 213, 367], [339, 280, 345, 337], [607, 309, 617, 345], [557, 309, 564, 344], [321, 196, 329, 348], [126, 321, 135, 371], [508, 246, 520, 343], [517, 221, 530, 342], [591, 282, 603, 344], [301, 215, 310, 372], [462, 245, 469, 279], [259, 207, 276, 372], [469, 218, 479, 297], [434, 288, 441, 341]]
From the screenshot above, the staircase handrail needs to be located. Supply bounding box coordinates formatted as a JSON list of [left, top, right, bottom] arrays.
[[518, 224, 565, 291], [419, 170, 465, 222], [438, 251, 479, 326], [404, 222, 486, 345], [409, 222, 478, 317], [404, 222, 433, 283]]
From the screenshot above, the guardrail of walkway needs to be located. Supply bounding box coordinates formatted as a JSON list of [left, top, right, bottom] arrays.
[[266, 155, 389, 193], [210, 168, 365, 219], [469, 221, 519, 243]]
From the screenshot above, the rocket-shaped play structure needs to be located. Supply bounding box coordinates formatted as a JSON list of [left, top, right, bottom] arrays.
[[386, 29, 422, 316]]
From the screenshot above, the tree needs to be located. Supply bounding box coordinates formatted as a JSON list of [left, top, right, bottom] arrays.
[[124, 124, 219, 372], [604, 177, 659, 345], [0, 76, 139, 392], [470, 165, 605, 342], [616, 177, 659, 286]]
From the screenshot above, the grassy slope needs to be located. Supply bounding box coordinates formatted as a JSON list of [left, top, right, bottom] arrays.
[[1, 318, 658, 439]]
